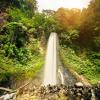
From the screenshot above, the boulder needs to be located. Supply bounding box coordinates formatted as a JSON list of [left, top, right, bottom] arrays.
[[75, 82, 84, 88]]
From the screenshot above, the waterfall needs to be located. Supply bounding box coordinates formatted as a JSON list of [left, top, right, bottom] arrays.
[[43, 32, 77, 86], [43, 32, 58, 86]]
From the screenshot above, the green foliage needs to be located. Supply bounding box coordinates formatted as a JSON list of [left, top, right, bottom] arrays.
[[55, 8, 81, 32], [92, 37, 100, 50], [0, 22, 41, 63], [0, 53, 44, 83], [59, 29, 79, 45], [4, 45, 31, 64], [0, 22, 28, 47], [27, 38, 40, 54], [57, 0, 100, 84], [60, 46, 100, 84], [0, 0, 44, 86], [0, 0, 100, 85], [32, 13, 57, 39], [0, 0, 37, 16], [87, 51, 100, 72], [7, 7, 28, 22], [78, 0, 100, 49], [0, 20, 43, 81]]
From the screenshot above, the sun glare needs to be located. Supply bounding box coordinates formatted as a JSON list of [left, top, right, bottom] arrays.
[[37, 0, 91, 11], [63, 0, 85, 10]]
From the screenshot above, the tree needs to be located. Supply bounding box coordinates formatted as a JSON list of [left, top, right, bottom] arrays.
[[79, 0, 100, 50], [32, 13, 57, 39], [55, 8, 81, 31]]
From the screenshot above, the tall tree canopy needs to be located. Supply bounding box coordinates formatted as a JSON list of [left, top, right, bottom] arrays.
[[79, 0, 100, 50]]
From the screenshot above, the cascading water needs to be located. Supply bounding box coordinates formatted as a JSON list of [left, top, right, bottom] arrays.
[[43, 32, 77, 86], [43, 32, 58, 86]]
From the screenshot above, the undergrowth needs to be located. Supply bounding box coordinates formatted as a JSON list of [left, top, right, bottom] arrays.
[[60, 45, 100, 84]]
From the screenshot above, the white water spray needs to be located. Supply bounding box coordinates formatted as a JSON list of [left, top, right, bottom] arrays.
[[58, 69, 64, 84], [43, 32, 58, 86]]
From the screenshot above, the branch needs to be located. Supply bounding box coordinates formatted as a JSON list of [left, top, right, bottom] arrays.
[[0, 87, 13, 92]]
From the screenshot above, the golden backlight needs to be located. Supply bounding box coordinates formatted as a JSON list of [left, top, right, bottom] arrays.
[[63, 0, 85, 10], [37, 0, 91, 11]]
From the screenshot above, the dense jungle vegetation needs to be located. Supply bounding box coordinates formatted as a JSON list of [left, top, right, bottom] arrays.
[[0, 0, 100, 86]]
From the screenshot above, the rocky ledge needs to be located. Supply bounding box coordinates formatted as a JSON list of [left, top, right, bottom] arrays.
[[0, 82, 100, 100]]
